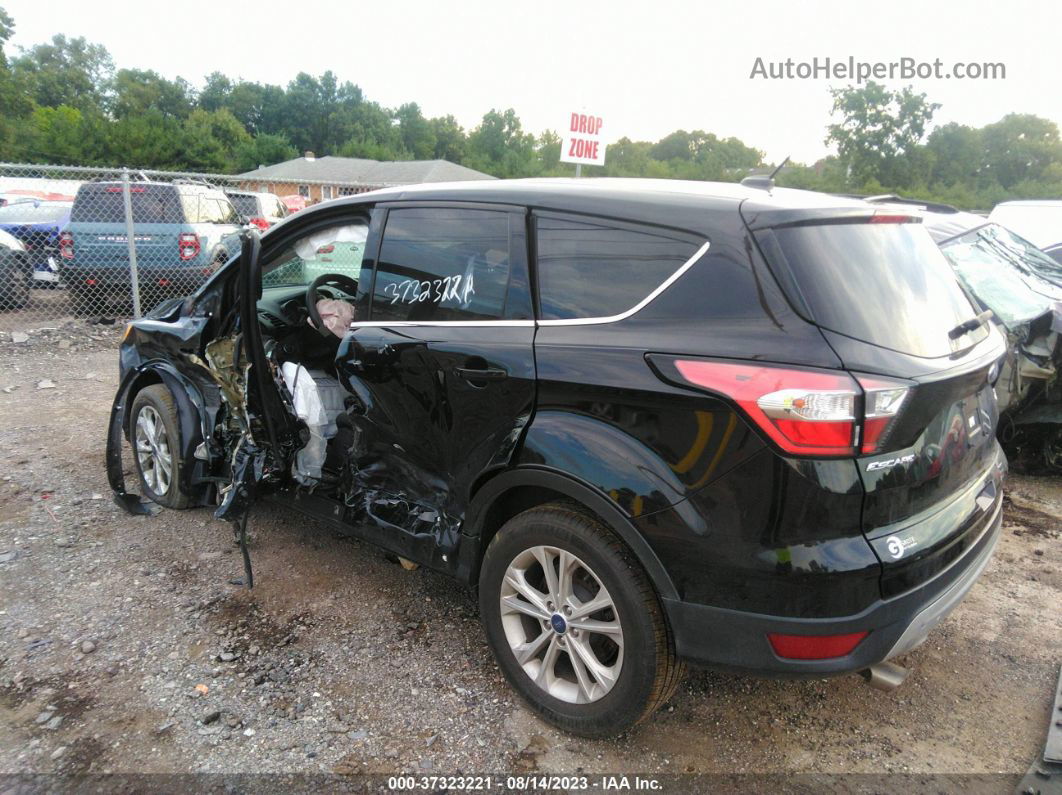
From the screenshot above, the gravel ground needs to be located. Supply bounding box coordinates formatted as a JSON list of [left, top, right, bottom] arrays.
[[0, 321, 1060, 783]]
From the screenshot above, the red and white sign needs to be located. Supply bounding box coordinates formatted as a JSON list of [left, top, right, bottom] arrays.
[[561, 112, 606, 167]]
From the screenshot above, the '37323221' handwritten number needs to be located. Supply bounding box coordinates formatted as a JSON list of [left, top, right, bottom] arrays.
[[384, 273, 475, 305]]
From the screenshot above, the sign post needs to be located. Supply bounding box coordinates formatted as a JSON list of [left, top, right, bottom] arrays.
[[560, 112, 606, 176]]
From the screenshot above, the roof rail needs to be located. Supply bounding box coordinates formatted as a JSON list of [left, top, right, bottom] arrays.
[[172, 177, 215, 188]]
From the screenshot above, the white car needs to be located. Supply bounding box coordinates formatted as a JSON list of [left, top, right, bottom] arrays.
[[989, 200, 1062, 264]]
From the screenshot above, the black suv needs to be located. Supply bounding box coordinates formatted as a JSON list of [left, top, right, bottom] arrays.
[[108, 179, 1007, 737]]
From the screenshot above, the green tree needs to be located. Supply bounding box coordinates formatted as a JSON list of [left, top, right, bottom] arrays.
[[178, 108, 252, 172], [24, 105, 107, 164], [112, 68, 192, 120], [826, 81, 939, 186], [11, 34, 114, 113], [467, 108, 537, 177], [0, 6, 33, 158], [925, 123, 983, 186], [234, 133, 298, 172], [980, 114, 1062, 189], [107, 109, 183, 168], [396, 102, 436, 160], [430, 115, 467, 162]]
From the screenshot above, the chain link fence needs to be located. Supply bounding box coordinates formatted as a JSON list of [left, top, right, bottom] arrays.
[[0, 162, 390, 330]]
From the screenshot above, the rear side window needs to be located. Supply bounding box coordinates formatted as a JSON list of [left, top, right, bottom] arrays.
[[70, 184, 183, 224], [370, 208, 519, 322], [534, 215, 699, 320], [758, 221, 984, 357]]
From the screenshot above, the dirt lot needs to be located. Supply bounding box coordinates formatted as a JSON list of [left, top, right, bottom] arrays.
[[0, 321, 1060, 785]]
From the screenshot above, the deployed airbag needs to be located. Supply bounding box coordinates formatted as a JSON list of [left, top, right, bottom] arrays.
[[280, 362, 347, 483]]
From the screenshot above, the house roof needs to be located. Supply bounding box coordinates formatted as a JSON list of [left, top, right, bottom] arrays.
[[238, 156, 495, 186]]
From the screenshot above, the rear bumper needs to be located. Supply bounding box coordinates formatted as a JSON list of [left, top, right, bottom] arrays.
[[63, 266, 210, 293], [663, 491, 1002, 676]]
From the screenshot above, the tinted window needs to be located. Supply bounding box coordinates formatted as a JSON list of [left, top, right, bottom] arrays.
[[228, 194, 258, 218], [70, 184, 183, 224], [535, 216, 699, 320], [761, 222, 984, 357], [371, 208, 513, 322]]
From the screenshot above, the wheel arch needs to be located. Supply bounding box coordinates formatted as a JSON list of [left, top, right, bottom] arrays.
[[460, 467, 680, 602]]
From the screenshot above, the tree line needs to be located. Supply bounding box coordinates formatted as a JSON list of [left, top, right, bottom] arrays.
[[0, 8, 1059, 210]]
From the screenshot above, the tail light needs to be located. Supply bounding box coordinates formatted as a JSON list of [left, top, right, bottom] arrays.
[[249, 217, 269, 230], [178, 233, 200, 261], [858, 376, 910, 453], [767, 631, 868, 660], [671, 360, 910, 457], [59, 231, 74, 260]]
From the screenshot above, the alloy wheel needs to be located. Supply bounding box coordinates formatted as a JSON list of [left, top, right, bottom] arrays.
[[499, 545, 624, 704], [135, 405, 173, 495]]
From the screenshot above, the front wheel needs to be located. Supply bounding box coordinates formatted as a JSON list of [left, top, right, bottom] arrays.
[[129, 384, 191, 509], [479, 503, 684, 737]]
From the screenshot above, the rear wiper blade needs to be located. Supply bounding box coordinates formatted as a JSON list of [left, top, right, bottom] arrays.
[[948, 309, 994, 339]]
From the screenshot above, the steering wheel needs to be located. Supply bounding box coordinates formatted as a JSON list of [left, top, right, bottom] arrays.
[[306, 273, 359, 336]]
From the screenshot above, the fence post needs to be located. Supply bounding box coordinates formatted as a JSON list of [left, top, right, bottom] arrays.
[[121, 167, 143, 318]]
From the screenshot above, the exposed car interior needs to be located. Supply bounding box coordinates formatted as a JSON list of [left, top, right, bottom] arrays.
[[256, 220, 368, 486]]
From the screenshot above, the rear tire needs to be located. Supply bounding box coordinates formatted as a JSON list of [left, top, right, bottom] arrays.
[[479, 503, 684, 737], [129, 384, 191, 509]]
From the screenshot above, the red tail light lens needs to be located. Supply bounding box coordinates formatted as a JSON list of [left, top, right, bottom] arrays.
[[249, 217, 269, 230], [857, 375, 910, 453], [767, 631, 868, 660], [178, 233, 200, 261], [671, 360, 912, 457], [673, 360, 859, 456], [59, 231, 74, 260]]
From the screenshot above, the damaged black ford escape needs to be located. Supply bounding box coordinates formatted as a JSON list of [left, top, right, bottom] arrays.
[[108, 178, 1008, 737]]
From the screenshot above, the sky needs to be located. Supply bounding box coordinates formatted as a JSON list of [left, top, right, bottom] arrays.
[[4, 0, 1061, 164]]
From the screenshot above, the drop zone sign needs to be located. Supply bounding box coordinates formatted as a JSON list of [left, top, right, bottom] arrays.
[[561, 112, 606, 167]]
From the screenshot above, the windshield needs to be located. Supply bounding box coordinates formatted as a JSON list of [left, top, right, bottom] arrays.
[[0, 202, 71, 223], [939, 225, 1062, 326], [968, 222, 1062, 286], [262, 222, 368, 288]]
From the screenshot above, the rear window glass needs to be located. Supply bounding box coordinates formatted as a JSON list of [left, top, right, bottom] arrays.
[[760, 221, 983, 357], [228, 194, 257, 218], [70, 184, 184, 224], [535, 216, 699, 320]]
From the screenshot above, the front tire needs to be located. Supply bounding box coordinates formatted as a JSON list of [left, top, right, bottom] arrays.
[[479, 503, 684, 737], [0, 254, 30, 309], [129, 384, 191, 509]]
